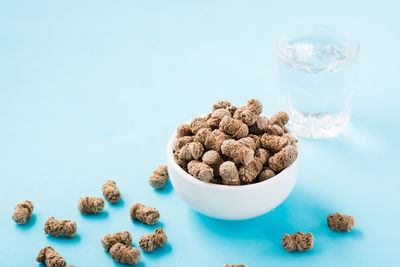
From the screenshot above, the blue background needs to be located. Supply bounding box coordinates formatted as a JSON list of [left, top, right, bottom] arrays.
[[1, 1, 399, 266]]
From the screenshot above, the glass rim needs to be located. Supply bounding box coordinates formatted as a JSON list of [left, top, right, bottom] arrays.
[[275, 25, 360, 66]]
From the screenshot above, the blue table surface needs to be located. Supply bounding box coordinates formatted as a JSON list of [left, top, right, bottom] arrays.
[[1, 1, 399, 266]]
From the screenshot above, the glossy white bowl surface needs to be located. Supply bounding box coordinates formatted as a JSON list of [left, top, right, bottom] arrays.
[[166, 132, 299, 220]]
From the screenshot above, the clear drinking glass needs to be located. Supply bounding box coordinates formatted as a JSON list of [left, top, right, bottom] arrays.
[[276, 26, 360, 138]]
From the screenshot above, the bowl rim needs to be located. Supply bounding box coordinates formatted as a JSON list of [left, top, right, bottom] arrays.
[[166, 130, 299, 191]]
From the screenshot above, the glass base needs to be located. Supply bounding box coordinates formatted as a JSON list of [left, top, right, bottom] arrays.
[[287, 109, 350, 138]]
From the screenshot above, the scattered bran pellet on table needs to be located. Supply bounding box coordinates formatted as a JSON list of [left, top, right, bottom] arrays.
[[102, 180, 121, 204], [44, 217, 77, 238], [129, 203, 160, 225], [77, 197, 104, 214], [149, 165, 169, 190], [36, 246, 68, 267], [139, 227, 168, 252], [327, 212, 355, 232], [282, 232, 314, 252], [12, 200, 33, 225]]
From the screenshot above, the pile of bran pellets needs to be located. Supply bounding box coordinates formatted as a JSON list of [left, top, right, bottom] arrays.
[[173, 99, 298, 185]]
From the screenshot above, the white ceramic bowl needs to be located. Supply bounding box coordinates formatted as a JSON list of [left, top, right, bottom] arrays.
[[166, 132, 299, 220]]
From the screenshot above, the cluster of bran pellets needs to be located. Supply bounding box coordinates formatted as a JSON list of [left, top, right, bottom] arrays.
[[101, 231, 140, 265], [11, 178, 168, 266], [11, 173, 356, 266], [173, 99, 298, 185], [281, 212, 356, 252]]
